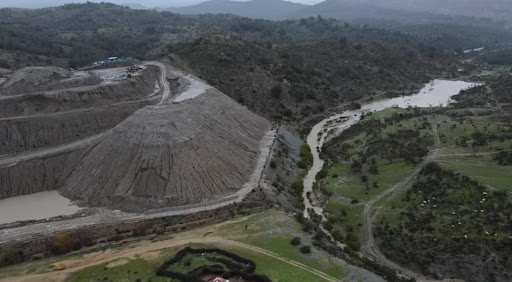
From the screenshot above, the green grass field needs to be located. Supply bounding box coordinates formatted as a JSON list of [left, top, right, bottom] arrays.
[[212, 210, 346, 279], [63, 210, 342, 282], [327, 161, 415, 202], [65, 257, 171, 282], [65, 243, 330, 282], [0, 210, 348, 282], [438, 155, 512, 191]]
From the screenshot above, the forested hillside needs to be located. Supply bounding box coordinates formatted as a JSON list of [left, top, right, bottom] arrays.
[[0, 2, 482, 69], [0, 2, 458, 121], [165, 36, 453, 121]]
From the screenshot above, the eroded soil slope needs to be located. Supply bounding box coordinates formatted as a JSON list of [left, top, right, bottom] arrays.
[[0, 62, 271, 214], [0, 66, 159, 155], [61, 87, 270, 211]]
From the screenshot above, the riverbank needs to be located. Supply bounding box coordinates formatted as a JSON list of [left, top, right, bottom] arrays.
[[301, 79, 483, 280]]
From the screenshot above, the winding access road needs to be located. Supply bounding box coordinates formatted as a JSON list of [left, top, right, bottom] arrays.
[[144, 61, 172, 105], [361, 149, 442, 281], [0, 62, 169, 168]]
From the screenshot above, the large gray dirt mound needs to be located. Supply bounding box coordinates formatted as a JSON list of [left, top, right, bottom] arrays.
[[60, 88, 270, 212], [0, 67, 101, 96]]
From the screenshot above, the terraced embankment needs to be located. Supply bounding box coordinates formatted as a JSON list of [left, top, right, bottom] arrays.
[[61, 87, 270, 211], [0, 61, 273, 219], [0, 67, 159, 154], [0, 66, 101, 96], [0, 66, 161, 200]]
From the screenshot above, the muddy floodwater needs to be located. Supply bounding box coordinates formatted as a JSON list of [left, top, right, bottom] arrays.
[[0, 191, 81, 225], [303, 80, 483, 218]]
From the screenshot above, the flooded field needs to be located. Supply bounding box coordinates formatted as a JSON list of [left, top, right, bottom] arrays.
[[303, 80, 483, 217], [0, 191, 81, 225]]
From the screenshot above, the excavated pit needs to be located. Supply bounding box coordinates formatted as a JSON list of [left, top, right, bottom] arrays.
[[60, 87, 270, 212], [0, 66, 159, 119], [0, 150, 83, 200], [0, 66, 102, 96], [0, 62, 272, 214], [0, 67, 159, 155]]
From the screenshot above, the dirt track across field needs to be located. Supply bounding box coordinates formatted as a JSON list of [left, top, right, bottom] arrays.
[[0, 237, 340, 282]]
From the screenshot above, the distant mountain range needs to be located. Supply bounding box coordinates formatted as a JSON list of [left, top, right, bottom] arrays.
[[167, 0, 512, 23], [167, 0, 307, 21], [1, 0, 510, 24], [0, 0, 148, 9]]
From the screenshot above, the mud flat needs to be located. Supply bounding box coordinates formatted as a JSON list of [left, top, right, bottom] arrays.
[[303, 80, 483, 218], [0, 191, 80, 225]]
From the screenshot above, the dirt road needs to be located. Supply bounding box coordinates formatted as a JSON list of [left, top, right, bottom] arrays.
[[360, 147, 511, 282], [144, 61, 171, 105], [0, 133, 104, 168], [0, 237, 340, 282], [360, 149, 443, 281]]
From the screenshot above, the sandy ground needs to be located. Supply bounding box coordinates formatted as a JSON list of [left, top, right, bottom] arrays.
[[173, 75, 211, 103], [105, 259, 130, 269]]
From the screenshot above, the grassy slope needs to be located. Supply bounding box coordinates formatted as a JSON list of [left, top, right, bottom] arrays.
[[319, 95, 512, 255], [438, 155, 512, 191]]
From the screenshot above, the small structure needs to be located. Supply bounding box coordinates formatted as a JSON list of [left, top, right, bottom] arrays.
[[91, 57, 133, 67], [127, 64, 142, 73]]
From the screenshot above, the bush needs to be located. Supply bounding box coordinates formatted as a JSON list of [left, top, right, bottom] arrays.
[[300, 246, 312, 254], [51, 233, 75, 255], [290, 237, 301, 246], [271, 84, 283, 99], [291, 180, 304, 196], [332, 230, 344, 242], [315, 168, 328, 180], [322, 221, 334, 232], [351, 159, 362, 173], [270, 160, 277, 169], [299, 143, 313, 167]]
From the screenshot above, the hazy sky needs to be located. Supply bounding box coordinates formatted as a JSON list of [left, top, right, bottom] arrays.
[[0, 0, 325, 9]]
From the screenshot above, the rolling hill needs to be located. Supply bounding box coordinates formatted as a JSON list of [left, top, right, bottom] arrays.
[[167, 0, 306, 20], [168, 0, 512, 23]]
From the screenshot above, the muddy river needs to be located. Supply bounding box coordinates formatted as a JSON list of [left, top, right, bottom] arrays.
[[303, 80, 482, 218]]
